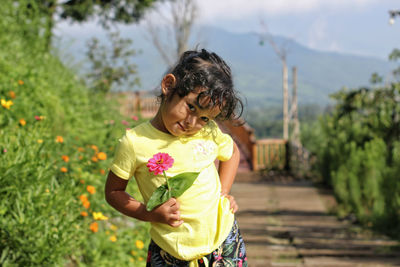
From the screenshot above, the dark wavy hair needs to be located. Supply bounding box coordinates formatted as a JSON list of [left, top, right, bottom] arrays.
[[160, 49, 243, 121]]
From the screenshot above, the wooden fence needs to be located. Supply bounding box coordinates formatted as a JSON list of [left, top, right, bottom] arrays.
[[252, 139, 288, 171]]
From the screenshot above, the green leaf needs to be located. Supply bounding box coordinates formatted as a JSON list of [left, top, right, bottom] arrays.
[[169, 172, 199, 198], [146, 184, 169, 211]]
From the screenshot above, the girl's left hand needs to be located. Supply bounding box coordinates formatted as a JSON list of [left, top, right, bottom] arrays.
[[222, 193, 238, 213]]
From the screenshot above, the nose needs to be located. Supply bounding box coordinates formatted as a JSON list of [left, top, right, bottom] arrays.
[[184, 114, 196, 128]]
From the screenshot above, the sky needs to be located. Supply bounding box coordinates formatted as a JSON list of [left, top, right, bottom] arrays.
[[192, 0, 400, 59], [57, 0, 400, 60]]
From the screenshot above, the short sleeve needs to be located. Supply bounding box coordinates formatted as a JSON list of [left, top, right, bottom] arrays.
[[211, 121, 233, 162], [110, 132, 136, 180]]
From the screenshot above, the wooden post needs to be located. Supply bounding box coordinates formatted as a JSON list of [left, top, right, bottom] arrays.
[[252, 143, 258, 171], [283, 62, 289, 140], [292, 66, 301, 146], [134, 91, 141, 115]]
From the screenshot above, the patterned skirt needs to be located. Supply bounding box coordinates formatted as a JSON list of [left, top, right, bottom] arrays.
[[146, 219, 247, 267]]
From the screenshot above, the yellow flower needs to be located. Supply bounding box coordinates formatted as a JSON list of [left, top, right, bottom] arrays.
[[139, 257, 144, 261], [131, 250, 136, 256], [1, 99, 13, 109], [135, 240, 144, 249], [37, 139, 43, 144], [92, 211, 108, 220], [19, 119, 26, 126], [60, 167, 68, 173], [109, 235, 117, 242], [110, 224, 118, 231], [45, 188, 50, 193], [55, 136, 64, 143]]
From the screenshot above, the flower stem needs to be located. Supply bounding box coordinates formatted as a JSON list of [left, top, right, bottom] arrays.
[[163, 171, 172, 198], [163, 170, 169, 190]]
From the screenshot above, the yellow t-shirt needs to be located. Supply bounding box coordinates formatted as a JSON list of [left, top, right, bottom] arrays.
[[110, 120, 235, 261]]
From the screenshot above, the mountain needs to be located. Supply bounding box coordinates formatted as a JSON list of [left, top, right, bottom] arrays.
[[58, 25, 395, 107]]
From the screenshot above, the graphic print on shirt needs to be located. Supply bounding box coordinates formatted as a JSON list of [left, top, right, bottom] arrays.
[[191, 140, 217, 161]]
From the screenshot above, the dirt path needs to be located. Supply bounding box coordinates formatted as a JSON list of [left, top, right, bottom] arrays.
[[231, 174, 400, 267]]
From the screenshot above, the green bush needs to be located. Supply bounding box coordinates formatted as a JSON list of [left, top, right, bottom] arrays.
[[0, 1, 150, 265], [310, 83, 400, 238]]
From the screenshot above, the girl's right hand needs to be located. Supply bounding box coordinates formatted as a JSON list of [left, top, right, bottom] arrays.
[[149, 198, 183, 227]]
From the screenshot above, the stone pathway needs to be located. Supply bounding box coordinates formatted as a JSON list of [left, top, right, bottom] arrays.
[[231, 174, 400, 267]]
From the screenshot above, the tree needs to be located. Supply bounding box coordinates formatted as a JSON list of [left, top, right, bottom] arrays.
[[144, 0, 199, 67], [86, 30, 140, 93], [259, 20, 290, 140], [15, 0, 161, 50], [389, 48, 400, 80]]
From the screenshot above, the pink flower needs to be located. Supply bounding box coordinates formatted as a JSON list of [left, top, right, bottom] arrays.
[[121, 120, 129, 126], [146, 153, 174, 175], [131, 115, 138, 121]]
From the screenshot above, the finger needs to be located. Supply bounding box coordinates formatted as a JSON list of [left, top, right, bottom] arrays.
[[170, 219, 184, 227], [171, 210, 181, 220], [167, 197, 177, 206], [232, 203, 238, 213]]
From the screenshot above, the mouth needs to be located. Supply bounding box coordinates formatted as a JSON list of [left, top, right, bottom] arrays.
[[177, 122, 186, 131]]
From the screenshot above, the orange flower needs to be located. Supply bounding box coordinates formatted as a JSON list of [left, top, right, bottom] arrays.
[[87, 185, 96, 194], [77, 147, 85, 152], [8, 91, 16, 99], [91, 156, 98, 162], [80, 211, 88, 217], [79, 195, 88, 203], [99, 169, 106, 175], [79, 155, 83, 160], [18, 80, 24, 85], [61, 155, 70, 162], [97, 152, 107, 160], [82, 201, 90, 209], [56, 136, 64, 143], [79, 195, 91, 209], [89, 222, 98, 233], [60, 167, 68, 173], [80, 179, 85, 184], [19, 119, 26, 126], [91, 145, 98, 152]]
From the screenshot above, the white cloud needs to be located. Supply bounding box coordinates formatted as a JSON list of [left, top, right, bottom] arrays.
[[307, 18, 327, 49], [307, 18, 343, 53], [196, 0, 379, 22]]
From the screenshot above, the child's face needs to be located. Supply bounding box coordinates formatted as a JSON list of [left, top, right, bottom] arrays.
[[158, 88, 221, 137]]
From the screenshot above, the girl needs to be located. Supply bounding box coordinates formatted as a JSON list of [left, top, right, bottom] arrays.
[[105, 49, 247, 267]]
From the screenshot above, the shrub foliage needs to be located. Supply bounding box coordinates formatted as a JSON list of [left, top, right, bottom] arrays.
[[1, 1, 149, 266]]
